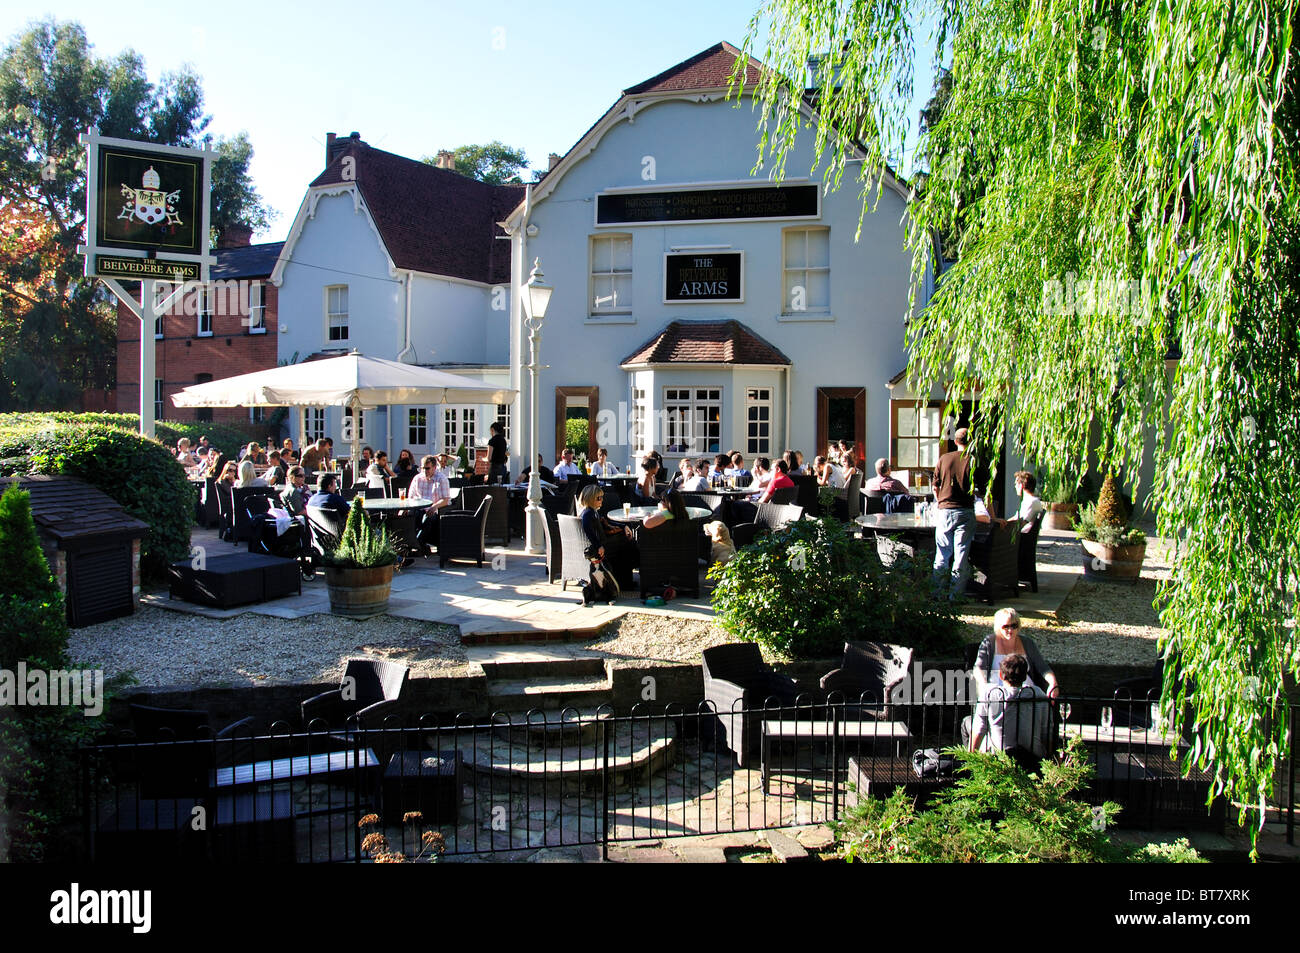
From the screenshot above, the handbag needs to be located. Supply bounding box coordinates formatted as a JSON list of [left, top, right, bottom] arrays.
[[911, 747, 956, 778]]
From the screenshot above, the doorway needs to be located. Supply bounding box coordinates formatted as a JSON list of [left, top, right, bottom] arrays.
[[815, 387, 866, 465], [555, 386, 599, 461]]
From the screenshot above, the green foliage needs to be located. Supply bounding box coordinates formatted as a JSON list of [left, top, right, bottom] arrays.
[[0, 413, 256, 462], [320, 498, 397, 569], [735, 0, 1300, 844], [1073, 504, 1145, 547], [1039, 466, 1095, 506], [564, 418, 589, 454], [1095, 473, 1130, 529], [4, 424, 192, 579], [424, 141, 531, 184], [0, 484, 70, 672], [456, 442, 470, 473], [0, 17, 269, 410], [708, 516, 961, 659], [835, 738, 1202, 863]]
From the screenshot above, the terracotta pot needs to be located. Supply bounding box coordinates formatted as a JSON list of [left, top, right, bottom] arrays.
[[325, 564, 395, 617], [1080, 538, 1146, 582], [1045, 502, 1079, 531]]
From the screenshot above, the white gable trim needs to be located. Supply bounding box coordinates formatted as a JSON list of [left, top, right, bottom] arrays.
[[504, 90, 909, 227], [270, 183, 396, 286]]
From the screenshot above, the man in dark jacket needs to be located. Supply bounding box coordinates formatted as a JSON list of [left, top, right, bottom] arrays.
[[931, 427, 976, 599]]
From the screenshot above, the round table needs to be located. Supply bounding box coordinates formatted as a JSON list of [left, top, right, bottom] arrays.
[[606, 505, 714, 525], [360, 497, 433, 513], [856, 512, 937, 533], [596, 473, 637, 483]]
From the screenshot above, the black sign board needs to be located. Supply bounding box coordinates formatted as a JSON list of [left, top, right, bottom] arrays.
[[664, 252, 744, 303], [94, 146, 203, 255], [94, 256, 201, 281], [597, 185, 819, 225]]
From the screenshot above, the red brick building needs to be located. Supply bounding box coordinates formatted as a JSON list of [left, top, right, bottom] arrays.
[[114, 226, 284, 428]]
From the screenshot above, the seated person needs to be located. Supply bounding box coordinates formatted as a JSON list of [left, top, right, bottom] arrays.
[[813, 454, 834, 487], [395, 449, 417, 477], [745, 457, 773, 502], [635, 456, 660, 502], [865, 458, 909, 494], [709, 454, 730, 484], [682, 459, 711, 492], [755, 457, 795, 504], [234, 459, 268, 488], [669, 458, 693, 490], [280, 438, 298, 466], [280, 466, 309, 516], [263, 450, 285, 486], [411, 455, 453, 552], [577, 483, 636, 593], [243, 442, 267, 466], [793, 450, 806, 475], [553, 448, 583, 483], [589, 447, 619, 477], [519, 454, 556, 485], [724, 452, 752, 485], [367, 451, 395, 488], [175, 438, 198, 466], [1014, 470, 1046, 525], [307, 473, 349, 518], [972, 608, 1059, 697], [781, 449, 799, 477], [642, 489, 688, 529], [968, 654, 1052, 759], [216, 460, 239, 486]]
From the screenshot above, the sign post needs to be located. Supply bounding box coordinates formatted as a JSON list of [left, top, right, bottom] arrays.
[[77, 132, 215, 438]]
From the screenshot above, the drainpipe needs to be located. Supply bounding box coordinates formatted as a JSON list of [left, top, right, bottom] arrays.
[[784, 365, 793, 451], [397, 271, 415, 363]]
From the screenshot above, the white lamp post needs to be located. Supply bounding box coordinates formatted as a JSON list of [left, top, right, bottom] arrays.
[[523, 258, 552, 555]]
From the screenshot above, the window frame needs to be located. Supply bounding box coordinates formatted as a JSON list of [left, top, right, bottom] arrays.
[[589, 233, 633, 318], [196, 285, 213, 337], [495, 403, 511, 443], [780, 225, 832, 319], [247, 281, 267, 334], [325, 284, 349, 343], [660, 386, 722, 455], [744, 386, 773, 456], [443, 406, 478, 454], [890, 399, 946, 486], [408, 407, 428, 447], [153, 380, 164, 420], [303, 407, 327, 445]]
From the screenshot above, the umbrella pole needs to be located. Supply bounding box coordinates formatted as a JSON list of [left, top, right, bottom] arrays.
[[349, 396, 361, 478]]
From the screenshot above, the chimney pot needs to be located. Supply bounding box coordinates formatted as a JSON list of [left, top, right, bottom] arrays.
[[548, 153, 561, 170]]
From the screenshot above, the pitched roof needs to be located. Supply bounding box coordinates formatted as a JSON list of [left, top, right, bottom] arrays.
[[620, 320, 791, 367], [310, 141, 523, 284], [624, 41, 763, 94], [6, 475, 149, 544], [210, 241, 285, 281]]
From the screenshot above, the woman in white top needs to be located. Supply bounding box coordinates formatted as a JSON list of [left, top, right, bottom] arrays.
[[234, 459, 267, 488], [1015, 471, 1046, 524]]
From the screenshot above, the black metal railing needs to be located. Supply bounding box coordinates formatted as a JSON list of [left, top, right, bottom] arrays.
[[78, 695, 1294, 862]]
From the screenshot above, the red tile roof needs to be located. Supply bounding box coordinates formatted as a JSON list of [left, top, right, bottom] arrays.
[[311, 141, 523, 285], [624, 42, 763, 95], [620, 320, 791, 366]]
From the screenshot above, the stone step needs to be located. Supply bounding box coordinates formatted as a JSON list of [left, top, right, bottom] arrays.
[[485, 675, 614, 712], [490, 708, 613, 747], [463, 721, 677, 791], [478, 657, 608, 681]]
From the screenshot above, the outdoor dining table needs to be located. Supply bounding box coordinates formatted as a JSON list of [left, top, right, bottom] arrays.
[[605, 505, 714, 525], [359, 497, 433, 513], [856, 512, 938, 534]]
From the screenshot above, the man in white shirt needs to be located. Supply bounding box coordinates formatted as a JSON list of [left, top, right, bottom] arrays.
[[553, 448, 583, 483], [1015, 470, 1046, 525], [682, 458, 710, 492], [411, 455, 453, 554]]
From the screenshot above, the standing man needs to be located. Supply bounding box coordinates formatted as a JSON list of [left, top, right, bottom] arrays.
[[932, 427, 977, 599], [488, 421, 509, 484]]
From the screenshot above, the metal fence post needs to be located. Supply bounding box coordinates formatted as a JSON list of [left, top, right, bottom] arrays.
[[601, 717, 611, 861]]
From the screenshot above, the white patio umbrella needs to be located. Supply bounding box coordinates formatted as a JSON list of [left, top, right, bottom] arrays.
[[171, 352, 515, 465]]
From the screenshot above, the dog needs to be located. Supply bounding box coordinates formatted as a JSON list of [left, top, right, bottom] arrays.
[[704, 521, 735, 567]]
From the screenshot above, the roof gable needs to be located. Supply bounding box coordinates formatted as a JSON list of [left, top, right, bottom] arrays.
[[309, 142, 523, 284], [624, 41, 764, 95], [620, 320, 791, 366]]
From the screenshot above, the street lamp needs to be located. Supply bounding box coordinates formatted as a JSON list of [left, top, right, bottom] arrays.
[[523, 258, 552, 555]]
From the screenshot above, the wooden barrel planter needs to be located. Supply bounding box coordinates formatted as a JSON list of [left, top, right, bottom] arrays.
[[1044, 503, 1079, 531], [1080, 539, 1146, 582], [325, 564, 395, 617]]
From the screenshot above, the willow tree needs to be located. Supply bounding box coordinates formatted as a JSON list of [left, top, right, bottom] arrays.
[[733, 1, 1299, 842]]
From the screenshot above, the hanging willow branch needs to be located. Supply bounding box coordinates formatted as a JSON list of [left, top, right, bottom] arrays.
[[733, 0, 1300, 850]]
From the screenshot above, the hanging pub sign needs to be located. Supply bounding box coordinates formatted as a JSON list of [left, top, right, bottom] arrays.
[[597, 184, 819, 226], [664, 252, 744, 303], [79, 132, 214, 283]]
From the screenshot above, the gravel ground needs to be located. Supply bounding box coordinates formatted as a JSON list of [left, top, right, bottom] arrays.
[[69, 609, 467, 687], [71, 528, 1171, 687]]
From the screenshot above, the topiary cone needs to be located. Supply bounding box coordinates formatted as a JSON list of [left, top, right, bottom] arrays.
[[1095, 473, 1129, 529]]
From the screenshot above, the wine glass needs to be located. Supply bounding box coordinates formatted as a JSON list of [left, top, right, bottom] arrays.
[[1099, 706, 1113, 733], [1058, 701, 1072, 725]]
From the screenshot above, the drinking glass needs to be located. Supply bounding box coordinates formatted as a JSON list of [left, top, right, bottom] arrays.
[[1058, 702, 1072, 724], [1099, 706, 1113, 733]]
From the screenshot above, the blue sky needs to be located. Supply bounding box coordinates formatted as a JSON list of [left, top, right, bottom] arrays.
[[3, 1, 938, 240]]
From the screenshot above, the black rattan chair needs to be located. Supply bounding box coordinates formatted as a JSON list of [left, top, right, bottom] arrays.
[[634, 518, 699, 599], [460, 485, 510, 546], [556, 514, 593, 591], [702, 643, 799, 768], [1018, 517, 1041, 592], [790, 474, 819, 515], [818, 641, 914, 718], [438, 495, 491, 568], [731, 503, 804, 548], [300, 658, 409, 730], [305, 505, 345, 558], [232, 487, 276, 543]]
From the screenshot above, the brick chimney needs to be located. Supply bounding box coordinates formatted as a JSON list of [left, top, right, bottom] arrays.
[[435, 150, 455, 170], [326, 131, 363, 167], [548, 153, 561, 170], [217, 223, 253, 249]]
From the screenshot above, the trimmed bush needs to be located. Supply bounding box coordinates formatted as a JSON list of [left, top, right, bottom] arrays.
[[0, 412, 257, 460], [23, 425, 192, 580], [0, 483, 69, 671], [708, 516, 962, 660]]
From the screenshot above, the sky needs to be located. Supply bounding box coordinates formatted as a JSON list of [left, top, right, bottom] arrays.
[[3, 0, 939, 241]]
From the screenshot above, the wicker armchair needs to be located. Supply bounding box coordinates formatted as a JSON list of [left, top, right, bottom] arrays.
[[460, 485, 510, 546], [233, 487, 276, 543], [127, 703, 255, 798], [790, 474, 820, 515], [305, 505, 346, 558], [832, 470, 864, 521], [819, 641, 914, 718], [556, 514, 593, 591], [731, 503, 804, 548], [215, 481, 235, 541], [634, 517, 700, 599], [973, 519, 1018, 603], [702, 643, 800, 767], [438, 495, 491, 568], [863, 489, 887, 515], [301, 658, 409, 730], [767, 486, 797, 505]]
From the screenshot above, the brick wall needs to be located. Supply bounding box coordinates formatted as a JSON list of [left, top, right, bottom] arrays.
[[115, 280, 280, 426]]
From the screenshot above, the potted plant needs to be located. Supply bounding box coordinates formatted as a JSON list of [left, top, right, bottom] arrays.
[[1074, 473, 1146, 581], [321, 498, 399, 617], [456, 442, 471, 478], [1041, 468, 1085, 530]]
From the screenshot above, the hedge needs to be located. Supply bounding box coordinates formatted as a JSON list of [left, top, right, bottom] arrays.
[[0, 413, 261, 459]]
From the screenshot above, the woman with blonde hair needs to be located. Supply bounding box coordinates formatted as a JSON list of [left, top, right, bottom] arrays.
[[971, 607, 1059, 696], [235, 459, 267, 488]]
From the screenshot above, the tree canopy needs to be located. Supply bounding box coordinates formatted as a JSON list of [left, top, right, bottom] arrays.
[[734, 0, 1300, 846], [423, 141, 532, 184], [0, 18, 272, 410]]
